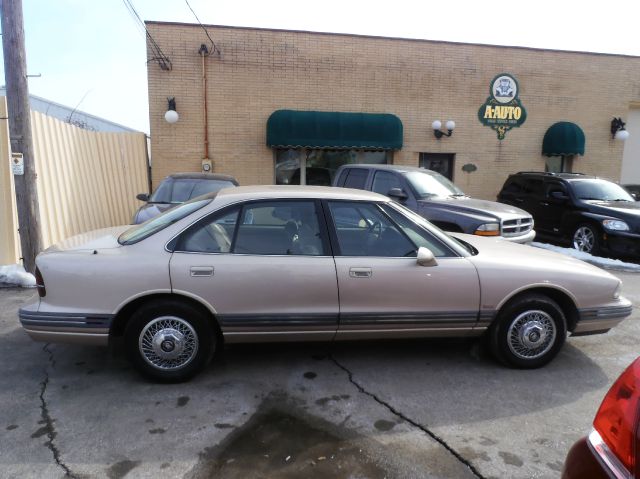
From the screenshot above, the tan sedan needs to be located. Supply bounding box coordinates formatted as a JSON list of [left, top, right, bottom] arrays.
[[19, 186, 631, 382]]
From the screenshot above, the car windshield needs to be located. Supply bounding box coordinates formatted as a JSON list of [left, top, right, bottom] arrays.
[[572, 180, 634, 202], [405, 171, 465, 198], [119, 198, 211, 245], [150, 178, 235, 204]]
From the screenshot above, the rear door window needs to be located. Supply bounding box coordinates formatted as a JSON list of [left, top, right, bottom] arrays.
[[342, 169, 369, 189], [372, 171, 402, 196]]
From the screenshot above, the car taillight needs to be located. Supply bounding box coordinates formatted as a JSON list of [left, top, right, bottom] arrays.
[[35, 267, 46, 298], [591, 357, 640, 477]]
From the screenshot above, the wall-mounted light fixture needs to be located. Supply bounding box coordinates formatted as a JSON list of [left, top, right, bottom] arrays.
[[432, 120, 455, 139], [164, 97, 179, 124], [611, 117, 629, 141]]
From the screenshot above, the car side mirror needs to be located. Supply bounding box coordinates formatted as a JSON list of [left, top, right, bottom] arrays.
[[550, 191, 568, 201], [388, 187, 408, 200], [136, 193, 149, 202], [417, 247, 438, 267]]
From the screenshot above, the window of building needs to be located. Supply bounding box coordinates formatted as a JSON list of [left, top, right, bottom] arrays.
[[419, 153, 455, 180], [545, 155, 573, 173], [275, 149, 392, 186]]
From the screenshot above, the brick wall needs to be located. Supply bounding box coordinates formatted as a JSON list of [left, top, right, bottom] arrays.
[[146, 22, 640, 200]]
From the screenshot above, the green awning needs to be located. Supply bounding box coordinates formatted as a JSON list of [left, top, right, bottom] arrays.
[[266, 110, 403, 150], [542, 122, 585, 157]]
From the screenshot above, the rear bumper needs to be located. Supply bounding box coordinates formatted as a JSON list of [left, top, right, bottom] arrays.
[[562, 437, 609, 479], [19, 303, 112, 346], [573, 299, 633, 335]]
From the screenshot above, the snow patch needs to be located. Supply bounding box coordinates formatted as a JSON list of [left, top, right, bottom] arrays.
[[0, 264, 36, 287], [532, 242, 640, 272]]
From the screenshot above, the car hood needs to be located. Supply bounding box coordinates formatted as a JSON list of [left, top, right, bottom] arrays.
[[452, 232, 613, 278], [583, 200, 640, 218], [420, 197, 531, 220], [134, 203, 174, 224], [43, 226, 131, 253]]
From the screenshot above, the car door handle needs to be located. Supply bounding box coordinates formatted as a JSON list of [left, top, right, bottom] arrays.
[[540, 201, 549, 206], [190, 266, 214, 277], [514, 198, 524, 203], [349, 267, 372, 278]]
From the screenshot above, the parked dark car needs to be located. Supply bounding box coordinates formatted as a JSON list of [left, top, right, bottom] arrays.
[[623, 184, 640, 201], [562, 356, 640, 479], [333, 164, 535, 243], [498, 172, 640, 257], [133, 173, 238, 224]]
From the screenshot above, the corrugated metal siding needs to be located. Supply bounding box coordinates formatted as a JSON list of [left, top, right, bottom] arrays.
[[0, 98, 149, 264]]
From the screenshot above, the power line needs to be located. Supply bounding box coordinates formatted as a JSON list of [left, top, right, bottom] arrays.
[[121, 0, 172, 70], [184, 0, 220, 56]]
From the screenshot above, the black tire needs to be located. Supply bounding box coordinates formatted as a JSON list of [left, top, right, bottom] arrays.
[[572, 223, 601, 256], [125, 300, 216, 382], [489, 294, 566, 369]]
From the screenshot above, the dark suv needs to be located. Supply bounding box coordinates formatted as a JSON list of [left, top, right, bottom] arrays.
[[498, 172, 640, 256], [333, 164, 535, 243]]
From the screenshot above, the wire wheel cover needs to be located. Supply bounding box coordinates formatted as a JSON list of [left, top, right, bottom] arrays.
[[507, 310, 556, 360], [139, 316, 199, 370]]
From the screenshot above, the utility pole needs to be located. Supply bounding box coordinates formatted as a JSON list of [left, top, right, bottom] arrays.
[[1, 0, 42, 273]]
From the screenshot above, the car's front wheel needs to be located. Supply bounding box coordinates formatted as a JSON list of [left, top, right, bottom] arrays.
[[489, 294, 566, 369], [125, 300, 216, 382], [572, 224, 600, 255]]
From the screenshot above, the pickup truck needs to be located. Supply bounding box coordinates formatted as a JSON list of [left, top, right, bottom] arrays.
[[333, 164, 535, 243]]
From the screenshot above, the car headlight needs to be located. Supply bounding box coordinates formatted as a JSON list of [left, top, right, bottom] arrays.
[[614, 281, 622, 300], [475, 223, 500, 236], [602, 219, 629, 231]]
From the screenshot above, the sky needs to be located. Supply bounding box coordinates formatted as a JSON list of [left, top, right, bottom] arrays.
[[3, 0, 640, 134]]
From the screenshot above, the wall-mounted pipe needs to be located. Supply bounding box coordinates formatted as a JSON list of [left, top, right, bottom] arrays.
[[198, 44, 210, 161]]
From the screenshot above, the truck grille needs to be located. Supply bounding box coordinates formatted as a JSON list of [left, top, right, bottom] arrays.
[[502, 217, 534, 237]]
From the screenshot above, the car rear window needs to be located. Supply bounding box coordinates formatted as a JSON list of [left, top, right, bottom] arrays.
[[151, 178, 235, 204], [118, 198, 211, 245]]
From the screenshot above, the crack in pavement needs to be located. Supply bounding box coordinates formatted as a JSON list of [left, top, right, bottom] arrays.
[[329, 354, 486, 479], [40, 344, 77, 478]]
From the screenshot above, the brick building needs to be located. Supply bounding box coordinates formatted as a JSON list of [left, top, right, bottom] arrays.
[[146, 21, 640, 199]]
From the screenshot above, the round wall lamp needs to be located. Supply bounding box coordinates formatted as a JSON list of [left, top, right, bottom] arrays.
[[432, 120, 455, 139], [165, 97, 179, 124], [611, 117, 629, 141]]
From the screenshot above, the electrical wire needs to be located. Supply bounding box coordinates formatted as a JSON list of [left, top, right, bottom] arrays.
[[121, 0, 172, 70], [184, 0, 219, 56]]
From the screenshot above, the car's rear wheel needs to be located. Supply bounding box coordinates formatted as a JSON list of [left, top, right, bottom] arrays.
[[125, 300, 216, 382], [489, 294, 566, 369], [572, 224, 600, 255]]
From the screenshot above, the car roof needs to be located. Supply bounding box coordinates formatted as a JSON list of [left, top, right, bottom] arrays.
[[339, 164, 437, 175], [511, 171, 598, 181], [214, 185, 391, 203], [165, 172, 239, 183]]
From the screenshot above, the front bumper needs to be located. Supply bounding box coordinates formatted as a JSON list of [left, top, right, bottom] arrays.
[[573, 298, 633, 335], [19, 302, 112, 346], [497, 229, 536, 244], [603, 230, 640, 257]]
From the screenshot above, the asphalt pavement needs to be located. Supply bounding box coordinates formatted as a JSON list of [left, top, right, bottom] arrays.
[[2, 271, 640, 478]]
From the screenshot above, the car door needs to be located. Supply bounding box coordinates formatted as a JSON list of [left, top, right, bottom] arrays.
[[325, 200, 481, 339], [536, 180, 569, 236], [169, 199, 339, 342]]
